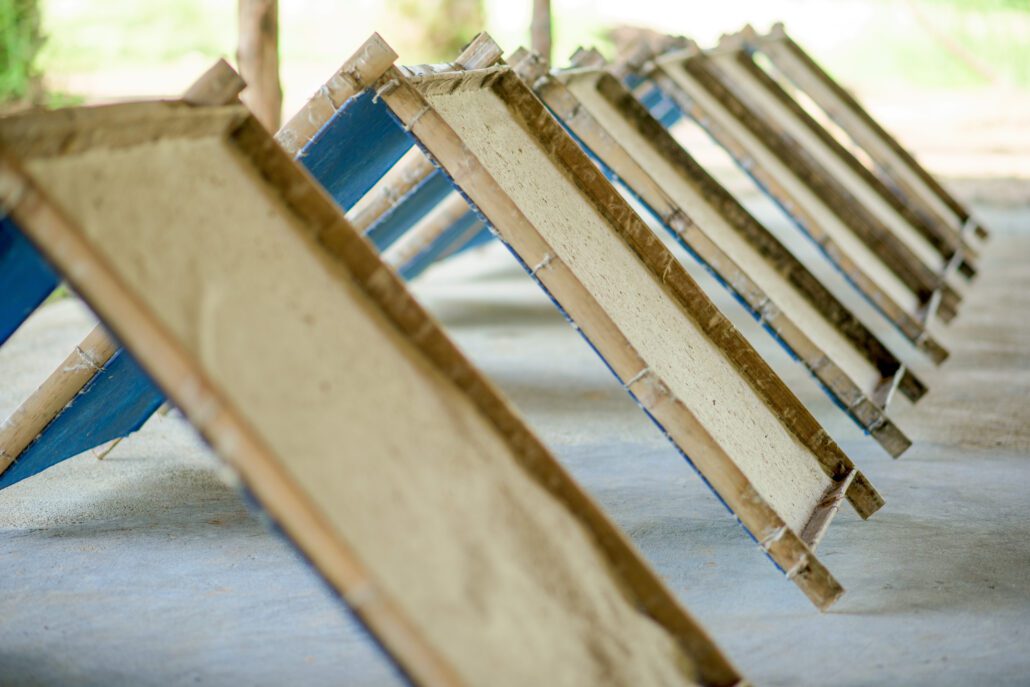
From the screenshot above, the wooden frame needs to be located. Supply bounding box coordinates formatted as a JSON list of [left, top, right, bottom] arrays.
[[754, 22, 989, 245], [0, 71, 741, 687], [359, 35, 883, 609], [627, 41, 951, 364], [383, 192, 484, 278], [511, 47, 923, 458], [706, 30, 975, 292], [713, 29, 978, 280], [686, 40, 965, 324], [0, 39, 502, 488], [0, 60, 245, 484]]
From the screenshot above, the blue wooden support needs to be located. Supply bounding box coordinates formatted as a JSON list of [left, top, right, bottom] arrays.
[[451, 225, 494, 254], [0, 349, 165, 489], [642, 88, 684, 128], [365, 168, 454, 251], [297, 91, 415, 212], [296, 87, 500, 268], [624, 74, 683, 128], [0, 216, 60, 346], [398, 211, 484, 281], [0, 221, 167, 490]]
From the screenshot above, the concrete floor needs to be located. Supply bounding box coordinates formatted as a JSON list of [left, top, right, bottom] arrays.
[[1, 199, 1028, 686]]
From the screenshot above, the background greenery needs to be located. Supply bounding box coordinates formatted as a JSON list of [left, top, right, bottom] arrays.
[[1, 0, 1027, 107], [0, 0, 42, 102]]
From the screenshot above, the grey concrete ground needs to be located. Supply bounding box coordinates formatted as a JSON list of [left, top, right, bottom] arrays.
[[1, 197, 1028, 686]]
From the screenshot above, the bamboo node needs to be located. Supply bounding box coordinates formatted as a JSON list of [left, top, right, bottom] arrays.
[[316, 83, 332, 102], [343, 66, 365, 89], [70, 345, 105, 373]]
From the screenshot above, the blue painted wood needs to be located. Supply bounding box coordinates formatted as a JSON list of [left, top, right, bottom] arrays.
[[298, 91, 414, 212], [0, 349, 165, 490], [451, 225, 493, 254], [365, 168, 454, 251], [641, 86, 683, 128], [398, 211, 483, 280], [623, 74, 683, 128], [0, 217, 60, 346]]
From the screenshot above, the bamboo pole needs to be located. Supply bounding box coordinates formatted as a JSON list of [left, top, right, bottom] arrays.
[[183, 58, 247, 107], [385, 192, 474, 268], [237, 0, 282, 131], [0, 324, 117, 472], [348, 152, 438, 232], [531, 0, 552, 65]]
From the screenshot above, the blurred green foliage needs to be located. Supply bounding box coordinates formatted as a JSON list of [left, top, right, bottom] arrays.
[[0, 0, 43, 102], [21, 0, 1030, 96], [390, 0, 485, 62], [39, 0, 233, 71], [831, 0, 1030, 89]]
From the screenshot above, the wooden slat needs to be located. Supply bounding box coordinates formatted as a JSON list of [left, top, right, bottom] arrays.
[[705, 35, 970, 321], [800, 468, 856, 549], [722, 30, 975, 273], [385, 193, 479, 270], [637, 45, 950, 364], [515, 52, 918, 458], [377, 57, 883, 610], [275, 33, 398, 156], [183, 58, 247, 108], [348, 151, 439, 233], [682, 47, 954, 314], [396, 211, 484, 281], [758, 22, 989, 243]]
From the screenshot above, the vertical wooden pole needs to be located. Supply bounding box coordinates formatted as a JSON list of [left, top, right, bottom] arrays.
[[237, 0, 282, 131], [531, 0, 552, 64]]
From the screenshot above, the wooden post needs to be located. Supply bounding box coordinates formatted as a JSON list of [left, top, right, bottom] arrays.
[[237, 0, 282, 131], [531, 0, 552, 65]]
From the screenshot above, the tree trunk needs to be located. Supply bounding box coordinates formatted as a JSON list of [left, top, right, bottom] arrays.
[[237, 0, 282, 131]]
